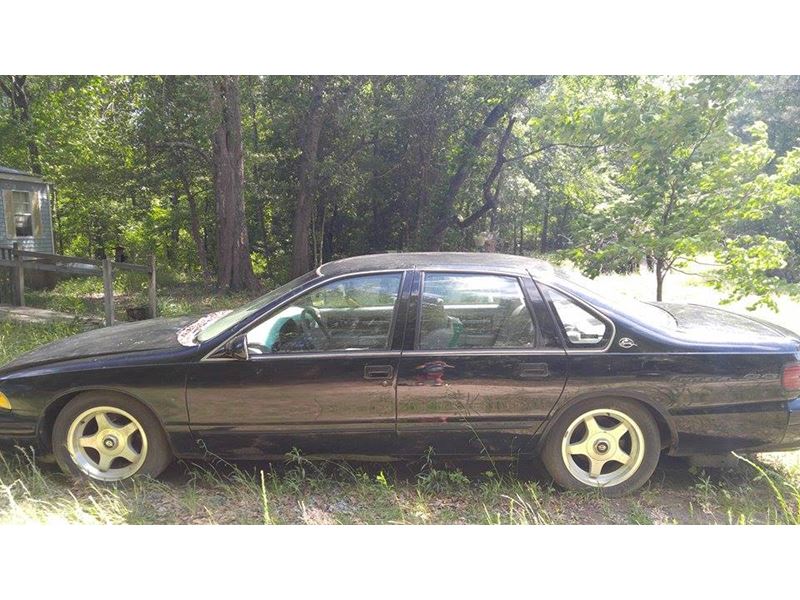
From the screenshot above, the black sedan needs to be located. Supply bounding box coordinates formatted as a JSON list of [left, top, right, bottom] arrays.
[[2, 252, 800, 496]]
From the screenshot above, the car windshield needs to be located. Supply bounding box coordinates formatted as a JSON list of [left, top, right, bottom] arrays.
[[552, 267, 678, 330], [194, 271, 318, 343]]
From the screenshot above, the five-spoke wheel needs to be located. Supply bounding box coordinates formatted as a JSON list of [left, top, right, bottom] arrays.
[[542, 398, 661, 496], [52, 391, 173, 483], [66, 406, 148, 480]]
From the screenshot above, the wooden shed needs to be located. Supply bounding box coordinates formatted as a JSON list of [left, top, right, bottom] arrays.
[[0, 165, 55, 253]]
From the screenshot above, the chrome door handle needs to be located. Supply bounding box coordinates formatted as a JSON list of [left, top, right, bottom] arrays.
[[364, 364, 394, 380], [519, 363, 550, 379]]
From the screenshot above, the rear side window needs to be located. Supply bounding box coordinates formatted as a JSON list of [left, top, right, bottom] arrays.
[[542, 285, 611, 349], [418, 273, 537, 350]]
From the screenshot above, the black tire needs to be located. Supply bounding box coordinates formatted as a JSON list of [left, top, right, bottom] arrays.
[[541, 398, 661, 497], [52, 391, 173, 483]]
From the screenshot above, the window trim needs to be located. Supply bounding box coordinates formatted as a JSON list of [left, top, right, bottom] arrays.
[[535, 281, 616, 353], [414, 270, 543, 352], [203, 269, 407, 361]]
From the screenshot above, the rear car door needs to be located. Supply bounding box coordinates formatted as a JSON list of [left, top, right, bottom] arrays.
[[394, 270, 568, 457], [186, 271, 409, 457]]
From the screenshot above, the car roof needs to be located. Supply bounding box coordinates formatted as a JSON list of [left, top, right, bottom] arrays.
[[317, 252, 557, 278]]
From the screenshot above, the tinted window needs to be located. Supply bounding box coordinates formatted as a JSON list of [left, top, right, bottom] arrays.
[[543, 286, 610, 348], [246, 273, 402, 354], [418, 273, 536, 350]]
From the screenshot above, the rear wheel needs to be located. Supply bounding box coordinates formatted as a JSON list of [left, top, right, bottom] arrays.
[[541, 398, 660, 497], [52, 392, 172, 483]]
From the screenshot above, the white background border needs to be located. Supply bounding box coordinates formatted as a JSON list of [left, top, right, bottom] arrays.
[[3, 1, 799, 597]]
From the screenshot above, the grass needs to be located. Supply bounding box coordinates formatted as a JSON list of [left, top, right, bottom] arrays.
[[2, 260, 800, 524], [0, 320, 89, 365], [1, 447, 799, 524]]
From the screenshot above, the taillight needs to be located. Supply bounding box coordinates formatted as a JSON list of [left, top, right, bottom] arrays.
[[783, 363, 800, 391]]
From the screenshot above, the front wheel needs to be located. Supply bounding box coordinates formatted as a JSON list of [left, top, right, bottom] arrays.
[[541, 398, 661, 497], [52, 392, 173, 483]]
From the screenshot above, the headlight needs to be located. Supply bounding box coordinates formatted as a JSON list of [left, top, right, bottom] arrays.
[[0, 390, 11, 410]]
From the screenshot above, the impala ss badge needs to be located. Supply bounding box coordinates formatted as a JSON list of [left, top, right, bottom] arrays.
[[618, 337, 637, 349]]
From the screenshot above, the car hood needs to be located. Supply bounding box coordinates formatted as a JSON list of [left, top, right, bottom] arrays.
[[658, 303, 800, 347], [0, 316, 197, 373]]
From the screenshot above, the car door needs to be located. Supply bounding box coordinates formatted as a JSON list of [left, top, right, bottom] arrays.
[[186, 271, 410, 458], [395, 270, 568, 457]]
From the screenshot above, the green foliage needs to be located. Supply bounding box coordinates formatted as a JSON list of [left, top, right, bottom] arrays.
[[2, 75, 800, 306], [567, 77, 800, 304]]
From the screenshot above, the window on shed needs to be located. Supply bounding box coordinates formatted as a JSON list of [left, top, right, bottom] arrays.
[[13, 191, 33, 237]]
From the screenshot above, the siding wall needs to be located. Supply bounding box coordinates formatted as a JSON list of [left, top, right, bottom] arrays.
[[0, 178, 55, 253]]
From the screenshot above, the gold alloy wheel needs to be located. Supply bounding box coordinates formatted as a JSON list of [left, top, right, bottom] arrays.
[[560, 408, 645, 488], [66, 406, 148, 481]]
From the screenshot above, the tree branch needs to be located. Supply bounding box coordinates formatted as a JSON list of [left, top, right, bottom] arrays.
[[505, 141, 604, 163], [453, 116, 516, 230], [154, 140, 211, 164], [430, 101, 512, 238]]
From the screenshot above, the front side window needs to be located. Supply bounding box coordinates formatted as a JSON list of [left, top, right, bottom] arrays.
[[418, 273, 537, 350], [246, 273, 402, 354], [195, 270, 317, 343], [13, 191, 33, 237], [543, 286, 611, 348]]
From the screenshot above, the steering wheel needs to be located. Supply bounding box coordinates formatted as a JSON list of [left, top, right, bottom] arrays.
[[301, 307, 331, 341]]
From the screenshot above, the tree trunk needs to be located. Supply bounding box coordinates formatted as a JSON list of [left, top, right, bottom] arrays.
[[323, 196, 338, 262], [182, 174, 211, 277], [210, 76, 258, 291], [167, 189, 180, 262], [540, 196, 550, 253], [655, 257, 666, 301], [249, 91, 270, 257], [291, 77, 326, 278]]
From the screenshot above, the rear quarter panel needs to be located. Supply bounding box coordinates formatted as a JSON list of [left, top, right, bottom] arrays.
[[556, 349, 795, 454]]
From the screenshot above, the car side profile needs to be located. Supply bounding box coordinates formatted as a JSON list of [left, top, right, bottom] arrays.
[[1, 252, 799, 496]]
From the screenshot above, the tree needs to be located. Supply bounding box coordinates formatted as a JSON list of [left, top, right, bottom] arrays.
[[291, 77, 327, 277], [0, 75, 42, 174], [1, 74, 798, 309], [290, 76, 354, 277], [210, 75, 258, 291], [569, 77, 796, 303]]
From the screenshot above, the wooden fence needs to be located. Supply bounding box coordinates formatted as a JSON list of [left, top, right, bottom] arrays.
[[0, 242, 156, 326]]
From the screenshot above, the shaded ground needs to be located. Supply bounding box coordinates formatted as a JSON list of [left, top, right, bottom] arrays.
[[0, 304, 102, 325]]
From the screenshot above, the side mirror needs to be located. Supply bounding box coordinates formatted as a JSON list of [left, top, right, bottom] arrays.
[[226, 334, 249, 360]]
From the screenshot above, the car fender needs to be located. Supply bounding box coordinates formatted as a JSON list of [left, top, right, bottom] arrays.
[[36, 384, 178, 455]]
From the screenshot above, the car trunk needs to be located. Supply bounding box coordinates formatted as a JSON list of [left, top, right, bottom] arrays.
[[657, 303, 800, 346]]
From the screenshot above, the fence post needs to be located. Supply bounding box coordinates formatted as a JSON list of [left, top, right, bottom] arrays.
[[12, 242, 24, 307], [0, 247, 7, 305], [102, 258, 114, 326], [148, 255, 157, 319]]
